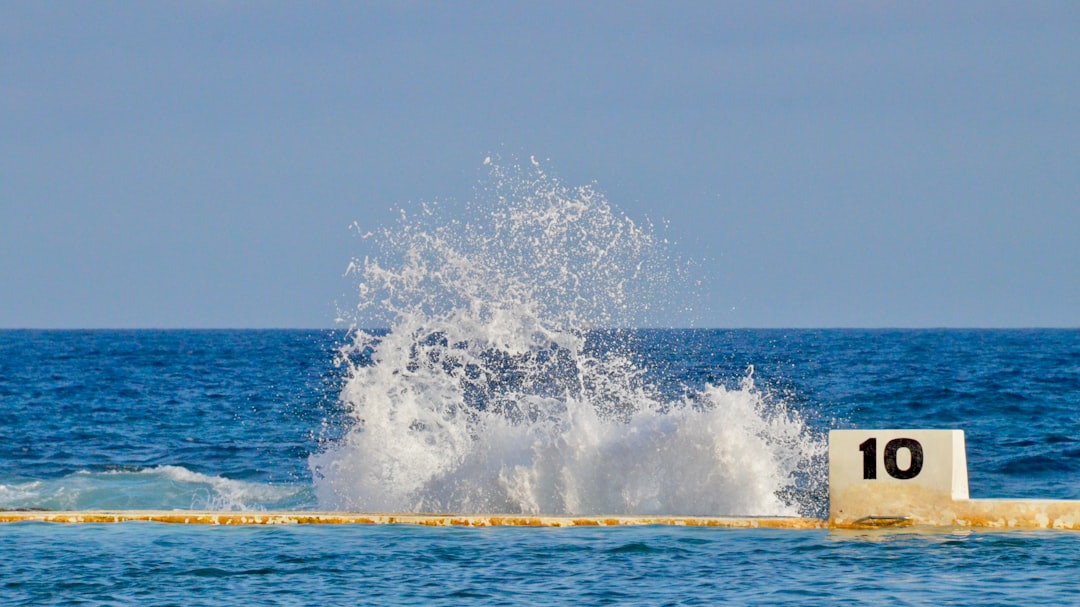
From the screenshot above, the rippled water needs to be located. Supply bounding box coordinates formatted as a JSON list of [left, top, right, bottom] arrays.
[[4, 523, 1080, 605]]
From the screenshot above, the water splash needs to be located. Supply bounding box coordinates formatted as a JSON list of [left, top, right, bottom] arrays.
[[311, 158, 823, 516]]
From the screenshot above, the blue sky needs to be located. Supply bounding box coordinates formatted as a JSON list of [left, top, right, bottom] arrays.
[[2, 1, 1077, 328]]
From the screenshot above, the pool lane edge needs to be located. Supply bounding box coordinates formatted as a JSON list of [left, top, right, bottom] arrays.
[[0, 511, 826, 528]]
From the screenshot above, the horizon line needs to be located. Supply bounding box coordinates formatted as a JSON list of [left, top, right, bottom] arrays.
[[1, 326, 1077, 332]]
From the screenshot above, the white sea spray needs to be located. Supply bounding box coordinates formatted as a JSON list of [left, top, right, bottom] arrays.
[[311, 158, 823, 516]]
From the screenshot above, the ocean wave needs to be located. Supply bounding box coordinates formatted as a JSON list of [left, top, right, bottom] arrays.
[[0, 466, 314, 511]]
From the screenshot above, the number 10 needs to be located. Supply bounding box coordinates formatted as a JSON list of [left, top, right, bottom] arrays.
[[858, 437, 924, 480]]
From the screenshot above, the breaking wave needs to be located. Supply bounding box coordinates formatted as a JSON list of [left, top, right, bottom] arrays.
[[310, 157, 823, 516], [0, 466, 311, 511]]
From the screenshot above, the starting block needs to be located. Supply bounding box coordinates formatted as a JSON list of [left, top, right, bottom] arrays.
[[830, 430, 1080, 529]]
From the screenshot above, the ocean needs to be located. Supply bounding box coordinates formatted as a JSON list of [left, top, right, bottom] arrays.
[[3, 162, 1079, 604], [2, 329, 1079, 605]]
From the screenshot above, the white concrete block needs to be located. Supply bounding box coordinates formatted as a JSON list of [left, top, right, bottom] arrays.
[[829, 429, 968, 524]]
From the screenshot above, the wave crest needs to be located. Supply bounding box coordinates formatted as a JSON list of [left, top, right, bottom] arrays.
[[312, 158, 823, 516], [0, 466, 311, 511]]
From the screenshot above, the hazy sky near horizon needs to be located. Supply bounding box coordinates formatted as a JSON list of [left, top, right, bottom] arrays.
[[2, 2, 1078, 328]]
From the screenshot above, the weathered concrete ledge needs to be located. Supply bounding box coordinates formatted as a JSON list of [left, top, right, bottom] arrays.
[[947, 499, 1080, 529], [0, 510, 826, 528], [3, 508, 1078, 529], [829, 500, 1080, 530]]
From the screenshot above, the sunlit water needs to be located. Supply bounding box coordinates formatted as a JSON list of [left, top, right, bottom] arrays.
[[5, 523, 1080, 606]]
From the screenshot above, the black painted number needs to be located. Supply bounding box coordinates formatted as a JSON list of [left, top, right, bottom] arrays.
[[858, 438, 877, 480], [859, 437, 924, 480]]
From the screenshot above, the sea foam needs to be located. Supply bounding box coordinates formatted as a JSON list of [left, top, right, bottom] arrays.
[[0, 466, 311, 511], [310, 158, 822, 516]]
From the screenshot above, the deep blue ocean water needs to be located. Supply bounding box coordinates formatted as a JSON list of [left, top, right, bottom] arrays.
[[2, 329, 1079, 604]]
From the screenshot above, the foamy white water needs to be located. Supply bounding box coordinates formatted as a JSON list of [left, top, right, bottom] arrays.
[[311, 158, 823, 516], [0, 466, 311, 511]]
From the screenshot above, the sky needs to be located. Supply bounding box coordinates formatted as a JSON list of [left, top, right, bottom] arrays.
[[2, 1, 1078, 329]]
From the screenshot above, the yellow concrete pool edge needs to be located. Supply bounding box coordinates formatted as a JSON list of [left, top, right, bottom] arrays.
[[3, 509, 1080, 530], [0, 510, 826, 528]]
